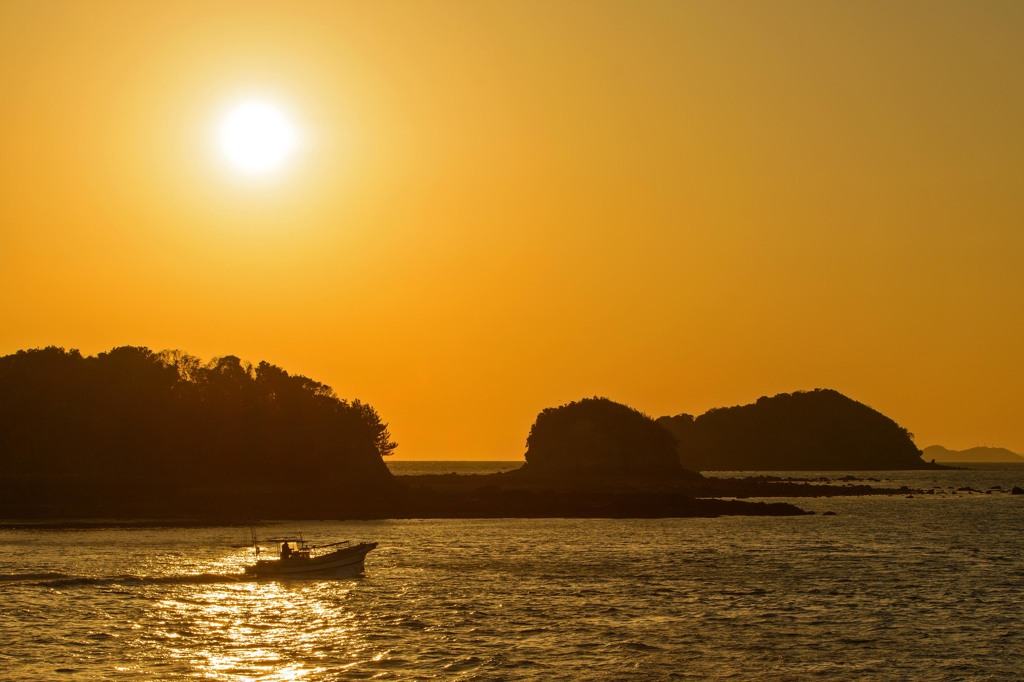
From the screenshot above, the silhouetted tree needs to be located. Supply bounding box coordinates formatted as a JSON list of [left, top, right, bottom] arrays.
[[0, 347, 88, 475]]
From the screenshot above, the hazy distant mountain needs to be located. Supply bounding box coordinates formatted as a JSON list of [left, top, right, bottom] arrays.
[[922, 445, 1024, 463], [658, 389, 937, 471]]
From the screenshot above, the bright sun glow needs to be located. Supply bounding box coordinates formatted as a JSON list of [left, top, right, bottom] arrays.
[[219, 101, 297, 175]]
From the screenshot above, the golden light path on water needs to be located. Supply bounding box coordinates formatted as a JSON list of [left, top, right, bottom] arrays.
[[158, 571, 364, 680]]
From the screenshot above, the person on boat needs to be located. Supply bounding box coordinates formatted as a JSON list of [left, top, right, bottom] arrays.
[[281, 542, 292, 560]]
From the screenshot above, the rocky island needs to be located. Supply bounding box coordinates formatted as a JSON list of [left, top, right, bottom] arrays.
[[392, 397, 808, 518]]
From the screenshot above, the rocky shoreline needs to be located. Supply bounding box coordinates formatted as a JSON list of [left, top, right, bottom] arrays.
[[382, 468, 933, 519], [0, 468, 941, 521]]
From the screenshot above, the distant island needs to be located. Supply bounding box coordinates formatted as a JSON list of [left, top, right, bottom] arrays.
[[657, 389, 939, 471], [923, 445, 1024, 463]]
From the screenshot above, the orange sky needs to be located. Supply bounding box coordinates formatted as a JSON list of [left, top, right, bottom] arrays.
[[2, 1, 1022, 459]]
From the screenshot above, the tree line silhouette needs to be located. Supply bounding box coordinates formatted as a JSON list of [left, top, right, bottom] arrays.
[[0, 347, 936, 518], [0, 346, 396, 502]]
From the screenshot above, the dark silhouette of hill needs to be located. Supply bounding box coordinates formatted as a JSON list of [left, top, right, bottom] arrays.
[[0, 346, 396, 517], [518, 397, 695, 479], [0, 353, 907, 519], [923, 445, 1024, 463], [657, 389, 935, 471]]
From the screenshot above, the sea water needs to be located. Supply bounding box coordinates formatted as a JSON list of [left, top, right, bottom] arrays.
[[386, 461, 524, 476], [2, 464, 1023, 680]]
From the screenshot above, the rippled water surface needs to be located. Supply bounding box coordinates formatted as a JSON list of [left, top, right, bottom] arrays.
[[3, 466, 1023, 680]]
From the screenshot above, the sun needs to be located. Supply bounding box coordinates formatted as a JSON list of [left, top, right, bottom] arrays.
[[219, 101, 298, 175]]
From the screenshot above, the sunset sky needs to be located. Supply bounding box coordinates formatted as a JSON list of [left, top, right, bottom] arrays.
[[2, 1, 1022, 459]]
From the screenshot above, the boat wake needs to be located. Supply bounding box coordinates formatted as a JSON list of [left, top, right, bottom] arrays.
[[1, 571, 247, 587]]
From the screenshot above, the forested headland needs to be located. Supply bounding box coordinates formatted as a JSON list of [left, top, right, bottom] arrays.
[[0, 346, 396, 517]]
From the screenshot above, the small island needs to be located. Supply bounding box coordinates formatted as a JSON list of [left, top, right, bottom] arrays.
[[395, 396, 926, 511], [390, 397, 808, 518], [518, 397, 693, 480], [657, 389, 941, 471]]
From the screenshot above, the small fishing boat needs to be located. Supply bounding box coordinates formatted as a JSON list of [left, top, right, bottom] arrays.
[[245, 534, 378, 579]]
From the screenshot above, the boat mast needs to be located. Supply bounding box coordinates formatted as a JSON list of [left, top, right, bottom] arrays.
[[250, 526, 260, 557]]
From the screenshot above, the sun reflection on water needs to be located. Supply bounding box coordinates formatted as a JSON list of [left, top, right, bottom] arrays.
[[152, 579, 364, 680]]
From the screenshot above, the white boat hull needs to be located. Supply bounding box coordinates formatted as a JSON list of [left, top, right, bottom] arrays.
[[245, 542, 377, 579]]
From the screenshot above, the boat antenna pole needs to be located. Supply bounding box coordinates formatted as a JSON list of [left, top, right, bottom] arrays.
[[251, 526, 260, 557]]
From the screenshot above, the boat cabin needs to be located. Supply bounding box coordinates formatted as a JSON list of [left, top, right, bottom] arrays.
[[264, 536, 311, 560]]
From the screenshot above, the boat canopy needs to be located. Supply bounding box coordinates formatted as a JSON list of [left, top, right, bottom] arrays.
[[258, 536, 355, 549]]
